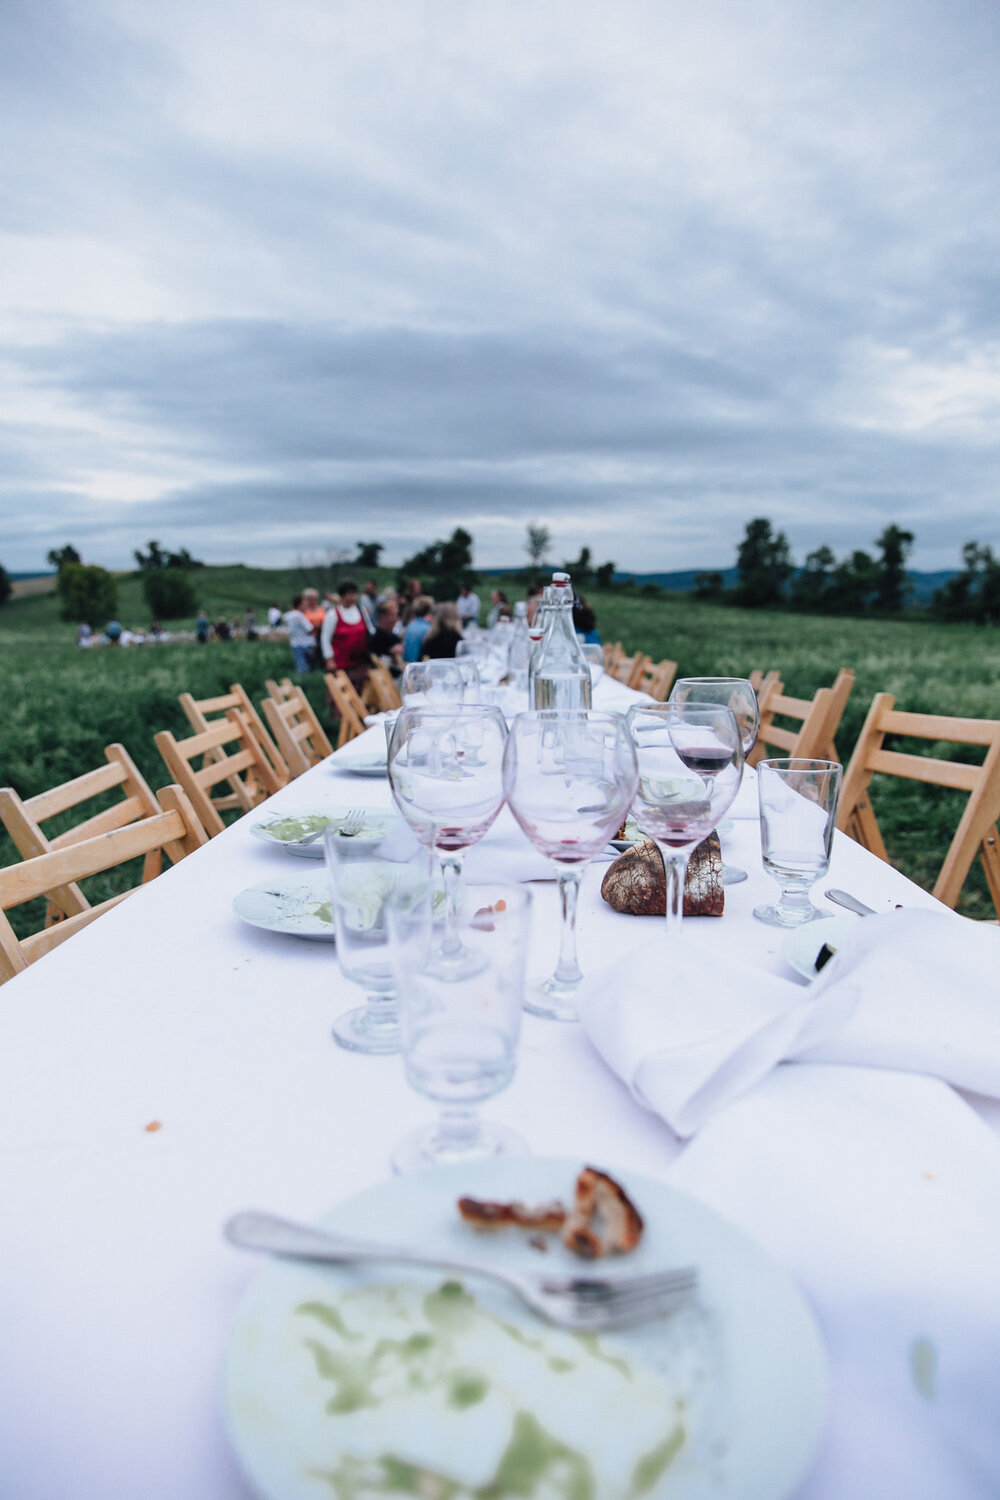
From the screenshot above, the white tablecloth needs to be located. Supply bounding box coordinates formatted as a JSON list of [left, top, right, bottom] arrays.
[[1, 718, 998, 1499]]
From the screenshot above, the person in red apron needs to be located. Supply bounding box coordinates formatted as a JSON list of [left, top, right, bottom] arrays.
[[320, 580, 372, 690]]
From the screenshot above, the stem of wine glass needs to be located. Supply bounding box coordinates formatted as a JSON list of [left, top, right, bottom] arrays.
[[438, 850, 465, 955], [552, 867, 583, 987], [429, 1105, 486, 1162], [775, 882, 819, 924], [654, 842, 691, 937]]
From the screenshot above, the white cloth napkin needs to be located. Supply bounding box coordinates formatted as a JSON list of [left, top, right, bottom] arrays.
[[576, 909, 1000, 1138], [666, 1063, 1000, 1499]]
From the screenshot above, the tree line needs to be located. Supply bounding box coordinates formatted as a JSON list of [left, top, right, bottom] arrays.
[[693, 519, 1000, 622]]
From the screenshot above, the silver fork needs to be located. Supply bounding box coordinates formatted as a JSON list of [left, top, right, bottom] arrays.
[[224, 1210, 698, 1331], [293, 808, 366, 847]]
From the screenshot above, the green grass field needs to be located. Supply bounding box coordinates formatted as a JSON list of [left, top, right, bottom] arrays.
[[2, 565, 999, 929]]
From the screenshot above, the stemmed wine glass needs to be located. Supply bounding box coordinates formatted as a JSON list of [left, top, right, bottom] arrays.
[[669, 677, 760, 885], [755, 758, 842, 926], [387, 705, 508, 972], [323, 822, 433, 1055], [503, 711, 638, 1021], [386, 881, 532, 1172], [400, 660, 466, 708], [625, 700, 744, 937]]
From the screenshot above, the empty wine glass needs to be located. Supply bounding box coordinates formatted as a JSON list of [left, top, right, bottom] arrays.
[[323, 821, 434, 1055], [387, 882, 532, 1172], [503, 711, 637, 1021], [669, 677, 760, 885], [387, 705, 508, 972], [400, 660, 465, 708], [451, 655, 482, 700], [755, 758, 842, 926], [625, 700, 744, 937]]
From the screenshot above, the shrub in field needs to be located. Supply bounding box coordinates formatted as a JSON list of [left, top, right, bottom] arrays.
[[143, 569, 196, 620], [0, 563, 10, 607], [57, 564, 118, 624]]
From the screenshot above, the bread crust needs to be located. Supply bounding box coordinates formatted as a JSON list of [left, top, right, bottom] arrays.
[[562, 1166, 644, 1258], [457, 1197, 568, 1232]]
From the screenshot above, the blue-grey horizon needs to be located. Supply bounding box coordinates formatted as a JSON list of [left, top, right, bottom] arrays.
[[2, 0, 999, 577]]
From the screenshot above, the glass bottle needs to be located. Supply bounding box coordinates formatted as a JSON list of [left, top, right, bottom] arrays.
[[530, 572, 593, 710]]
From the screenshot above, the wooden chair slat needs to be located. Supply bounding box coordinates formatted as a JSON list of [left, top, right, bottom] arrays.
[[47, 794, 150, 848], [879, 708, 1000, 747], [867, 749, 981, 793], [24, 760, 128, 819]]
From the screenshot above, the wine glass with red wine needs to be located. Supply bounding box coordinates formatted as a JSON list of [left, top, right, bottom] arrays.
[[669, 677, 760, 885], [625, 700, 744, 938]]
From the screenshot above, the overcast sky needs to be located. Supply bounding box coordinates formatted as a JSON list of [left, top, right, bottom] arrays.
[[2, 0, 999, 576]]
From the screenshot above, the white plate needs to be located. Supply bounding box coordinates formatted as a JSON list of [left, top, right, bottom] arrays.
[[783, 914, 861, 980], [329, 753, 388, 777], [225, 1157, 828, 1500], [232, 877, 335, 941], [249, 808, 393, 860]]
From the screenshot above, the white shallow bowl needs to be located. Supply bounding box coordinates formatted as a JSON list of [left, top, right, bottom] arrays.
[[232, 876, 335, 941], [226, 1156, 828, 1500], [249, 807, 392, 859]]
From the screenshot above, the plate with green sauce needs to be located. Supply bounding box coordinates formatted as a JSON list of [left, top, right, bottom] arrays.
[[250, 808, 392, 860], [232, 877, 336, 941], [225, 1157, 828, 1500]]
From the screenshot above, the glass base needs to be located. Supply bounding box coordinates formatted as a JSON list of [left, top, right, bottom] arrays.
[[753, 903, 831, 929], [332, 1004, 400, 1055], [425, 941, 490, 982], [721, 863, 748, 885], [524, 977, 580, 1022], [390, 1120, 527, 1174]]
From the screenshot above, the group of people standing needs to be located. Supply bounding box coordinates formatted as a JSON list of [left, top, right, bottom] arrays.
[[280, 576, 600, 686]]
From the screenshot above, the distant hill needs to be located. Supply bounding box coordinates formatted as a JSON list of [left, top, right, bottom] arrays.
[[494, 566, 955, 607]]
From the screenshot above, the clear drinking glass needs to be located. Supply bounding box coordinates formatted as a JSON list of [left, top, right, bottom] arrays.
[[626, 700, 744, 937], [503, 711, 637, 1021], [323, 820, 434, 1055], [451, 655, 482, 700], [400, 660, 466, 708], [387, 882, 532, 1173], [669, 677, 760, 885], [754, 758, 842, 926], [387, 705, 508, 972]]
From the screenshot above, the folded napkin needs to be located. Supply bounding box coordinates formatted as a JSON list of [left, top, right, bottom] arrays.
[[576, 909, 1000, 1138]]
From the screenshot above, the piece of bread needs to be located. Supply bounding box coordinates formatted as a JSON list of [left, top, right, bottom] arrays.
[[562, 1166, 644, 1258], [458, 1197, 567, 1232]]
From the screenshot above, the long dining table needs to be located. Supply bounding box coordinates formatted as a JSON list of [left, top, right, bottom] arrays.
[[1, 683, 999, 1500]]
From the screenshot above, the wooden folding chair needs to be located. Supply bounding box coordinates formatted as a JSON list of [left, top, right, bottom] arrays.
[[748, 668, 781, 698], [154, 712, 281, 836], [613, 651, 640, 685], [179, 684, 289, 795], [324, 671, 368, 747], [750, 669, 854, 767], [0, 785, 207, 984], [262, 686, 334, 777], [367, 661, 402, 713], [838, 694, 1000, 915], [635, 658, 677, 702], [603, 642, 624, 674], [265, 677, 297, 703], [0, 744, 161, 928]]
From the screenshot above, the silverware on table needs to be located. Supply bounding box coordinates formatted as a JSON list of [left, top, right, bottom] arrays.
[[292, 809, 366, 847], [224, 1209, 698, 1331], [824, 888, 877, 918]]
